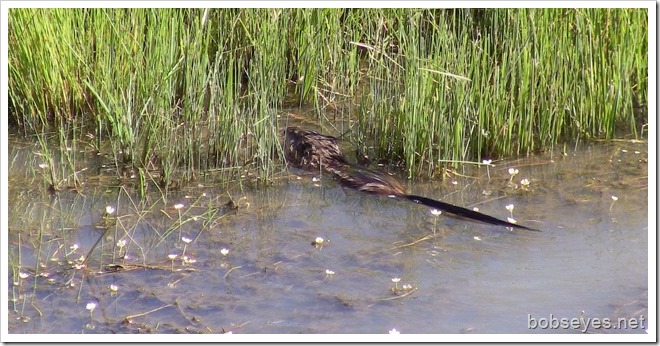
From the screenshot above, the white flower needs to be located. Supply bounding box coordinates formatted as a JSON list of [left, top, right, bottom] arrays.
[[507, 217, 517, 224], [86, 302, 96, 311], [325, 269, 335, 275], [473, 236, 481, 241], [520, 178, 530, 186], [18, 272, 29, 279], [220, 248, 229, 256], [174, 203, 184, 210], [181, 236, 192, 244], [430, 209, 442, 216], [505, 204, 514, 212], [168, 254, 178, 260], [391, 278, 401, 283], [38, 163, 48, 169], [508, 168, 519, 175], [611, 195, 618, 201], [70, 244, 79, 251], [116, 239, 127, 248], [389, 328, 400, 334], [109, 284, 118, 292], [482, 159, 492, 165], [105, 206, 115, 215], [315, 237, 324, 244]]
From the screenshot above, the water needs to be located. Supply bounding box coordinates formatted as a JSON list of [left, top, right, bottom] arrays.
[[7, 136, 648, 334]]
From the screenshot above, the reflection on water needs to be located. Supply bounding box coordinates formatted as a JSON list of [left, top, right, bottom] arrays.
[[7, 137, 648, 334]]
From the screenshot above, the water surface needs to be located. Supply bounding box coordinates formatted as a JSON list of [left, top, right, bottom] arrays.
[[7, 137, 648, 334]]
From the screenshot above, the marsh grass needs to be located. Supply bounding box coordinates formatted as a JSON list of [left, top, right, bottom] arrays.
[[354, 8, 647, 178], [9, 8, 647, 189], [7, 183, 240, 314]]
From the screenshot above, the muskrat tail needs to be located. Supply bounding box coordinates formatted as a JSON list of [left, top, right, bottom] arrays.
[[405, 194, 540, 232]]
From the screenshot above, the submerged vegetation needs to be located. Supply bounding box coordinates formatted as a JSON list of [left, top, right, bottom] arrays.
[[8, 8, 648, 190]]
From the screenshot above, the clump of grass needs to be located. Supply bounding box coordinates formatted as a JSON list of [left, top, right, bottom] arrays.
[[355, 8, 647, 178], [9, 9, 291, 191], [8, 8, 647, 189]]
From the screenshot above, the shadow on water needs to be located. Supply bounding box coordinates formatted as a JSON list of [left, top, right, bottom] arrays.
[[8, 135, 648, 334]]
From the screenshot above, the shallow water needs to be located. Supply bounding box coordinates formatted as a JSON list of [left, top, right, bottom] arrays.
[[7, 136, 648, 334]]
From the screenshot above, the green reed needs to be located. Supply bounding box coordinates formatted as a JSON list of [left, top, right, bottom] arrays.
[[9, 8, 647, 188], [354, 8, 647, 178]]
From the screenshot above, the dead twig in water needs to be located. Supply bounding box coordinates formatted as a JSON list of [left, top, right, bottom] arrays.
[[385, 233, 436, 252], [124, 303, 174, 321], [224, 265, 243, 278], [378, 287, 418, 301]]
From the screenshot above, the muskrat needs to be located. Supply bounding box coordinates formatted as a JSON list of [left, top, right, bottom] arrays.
[[283, 126, 349, 173], [283, 126, 539, 232]]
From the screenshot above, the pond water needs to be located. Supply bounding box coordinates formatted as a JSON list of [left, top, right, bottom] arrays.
[[6, 134, 648, 335]]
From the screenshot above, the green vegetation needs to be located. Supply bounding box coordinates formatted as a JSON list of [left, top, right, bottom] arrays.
[[8, 8, 648, 189]]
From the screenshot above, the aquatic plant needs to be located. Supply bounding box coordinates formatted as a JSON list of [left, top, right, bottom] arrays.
[[7, 8, 647, 190]]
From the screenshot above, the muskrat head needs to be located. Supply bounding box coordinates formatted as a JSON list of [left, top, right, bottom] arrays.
[[283, 126, 348, 171]]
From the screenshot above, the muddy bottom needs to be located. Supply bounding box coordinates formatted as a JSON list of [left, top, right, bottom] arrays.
[[7, 140, 648, 334]]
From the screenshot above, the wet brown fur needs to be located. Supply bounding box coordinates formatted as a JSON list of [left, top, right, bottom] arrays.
[[282, 126, 539, 231], [284, 126, 406, 196]]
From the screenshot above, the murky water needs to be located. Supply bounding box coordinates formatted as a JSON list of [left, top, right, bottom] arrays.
[[7, 135, 648, 334]]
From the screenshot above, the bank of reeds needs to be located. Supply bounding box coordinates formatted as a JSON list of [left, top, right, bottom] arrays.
[[8, 8, 648, 189]]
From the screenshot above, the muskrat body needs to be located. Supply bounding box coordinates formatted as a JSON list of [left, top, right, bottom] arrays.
[[284, 126, 406, 195], [283, 126, 349, 172], [332, 166, 407, 197], [283, 126, 539, 232]]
